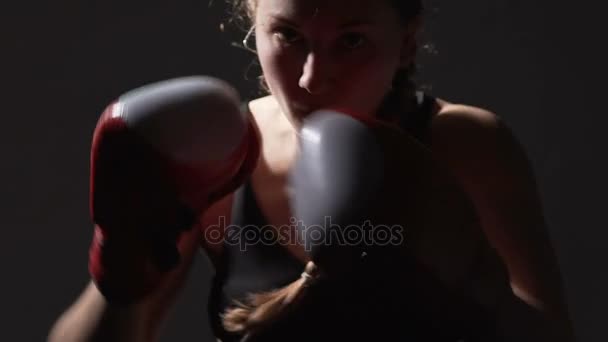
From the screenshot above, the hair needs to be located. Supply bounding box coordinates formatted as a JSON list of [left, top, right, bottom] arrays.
[[220, 0, 425, 338]]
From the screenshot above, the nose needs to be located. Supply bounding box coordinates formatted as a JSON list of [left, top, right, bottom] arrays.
[[298, 51, 332, 95]]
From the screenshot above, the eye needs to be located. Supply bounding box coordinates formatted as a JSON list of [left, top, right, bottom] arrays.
[[274, 27, 302, 44], [341, 33, 366, 49], [340, 33, 366, 50]]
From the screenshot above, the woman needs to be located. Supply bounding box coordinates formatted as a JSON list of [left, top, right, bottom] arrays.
[[48, 0, 575, 341], [208, 0, 575, 341]]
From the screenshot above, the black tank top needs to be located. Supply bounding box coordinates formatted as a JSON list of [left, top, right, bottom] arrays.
[[206, 93, 494, 341]]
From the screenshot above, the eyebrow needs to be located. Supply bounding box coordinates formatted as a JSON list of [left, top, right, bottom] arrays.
[[269, 15, 300, 27], [269, 15, 375, 29], [338, 19, 375, 29]]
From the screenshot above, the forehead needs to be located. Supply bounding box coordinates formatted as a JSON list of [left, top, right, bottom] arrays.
[[255, 0, 397, 26]]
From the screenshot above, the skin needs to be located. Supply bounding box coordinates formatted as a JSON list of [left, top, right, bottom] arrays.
[[253, 0, 416, 126], [198, 0, 576, 340], [46, 1, 575, 341], [203, 0, 418, 261]]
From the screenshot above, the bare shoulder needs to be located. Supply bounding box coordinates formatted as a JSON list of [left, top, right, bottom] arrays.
[[432, 98, 503, 132], [427, 97, 535, 201], [429, 98, 515, 162]]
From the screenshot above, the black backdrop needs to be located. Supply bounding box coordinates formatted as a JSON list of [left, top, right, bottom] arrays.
[[2, 1, 605, 341]]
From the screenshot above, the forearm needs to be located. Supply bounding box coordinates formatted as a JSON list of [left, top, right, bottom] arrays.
[[47, 281, 159, 342], [48, 230, 201, 342]]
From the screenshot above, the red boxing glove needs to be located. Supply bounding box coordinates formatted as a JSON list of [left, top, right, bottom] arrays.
[[88, 76, 259, 305]]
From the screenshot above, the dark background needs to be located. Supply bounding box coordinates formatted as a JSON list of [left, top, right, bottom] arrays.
[[2, 0, 605, 341]]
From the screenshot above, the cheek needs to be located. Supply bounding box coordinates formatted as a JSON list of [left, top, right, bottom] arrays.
[[258, 49, 300, 93], [335, 53, 400, 113], [346, 61, 395, 90], [347, 44, 401, 86]]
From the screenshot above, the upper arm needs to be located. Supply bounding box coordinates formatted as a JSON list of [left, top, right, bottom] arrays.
[[429, 105, 570, 319]]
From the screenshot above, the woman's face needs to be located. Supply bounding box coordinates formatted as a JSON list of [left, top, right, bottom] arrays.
[[253, 0, 416, 125]]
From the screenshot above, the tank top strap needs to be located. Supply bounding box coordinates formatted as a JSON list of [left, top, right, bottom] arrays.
[[398, 90, 436, 145]]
